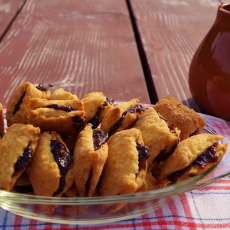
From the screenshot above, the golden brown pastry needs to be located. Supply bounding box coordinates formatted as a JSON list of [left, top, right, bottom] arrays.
[[101, 98, 145, 136], [27, 98, 86, 136], [27, 131, 74, 197], [136, 172, 157, 193], [0, 103, 4, 137], [154, 95, 206, 141], [50, 88, 78, 100], [82, 92, 114, 128], [73, 124, 108, 197], [133, 107, 180, 171], [6, 82, 51, 127], [0, 124, 40, 191], [158, 134, 228, 187], [100, 128, 149, 196]]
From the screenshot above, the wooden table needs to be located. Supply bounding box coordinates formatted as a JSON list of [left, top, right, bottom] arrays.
[[0, 0, 221, 111]]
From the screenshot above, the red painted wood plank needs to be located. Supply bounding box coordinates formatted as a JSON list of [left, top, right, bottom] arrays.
[[0, 0, 150, 107], [129, 0, 220, 111], [0, 0, 25, 38]]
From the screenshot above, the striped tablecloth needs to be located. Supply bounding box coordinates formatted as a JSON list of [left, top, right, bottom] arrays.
[[1, 117, 230, 229]]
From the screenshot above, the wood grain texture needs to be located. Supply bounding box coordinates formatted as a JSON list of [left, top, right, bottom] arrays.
[[0, 0, 25, 39], [129, 0, 220, 111], [0, 0, 150, 107]]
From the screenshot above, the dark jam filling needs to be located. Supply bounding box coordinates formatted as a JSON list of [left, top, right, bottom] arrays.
[[189, 127, 199, 137], [93, 129, 108, 151], [136, 141, 149, 172], [13, 185, 34, 193], [13, 91, 26, 115], [50, 140, 72, 196], [43, 104, 78, 112], [109, 105, 145, 136], [36, 84, 48, 91], [13, 143, 32, 177], [167, 143, 219, 184], [72, 115, 86, 130], [85, 168, 93, 196], [153, 142, 178, 165], [159, 116, 176, 134], [89, 97, 114, 129]]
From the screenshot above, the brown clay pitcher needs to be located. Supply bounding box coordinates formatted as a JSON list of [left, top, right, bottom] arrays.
[[189, 3, 230, 121]]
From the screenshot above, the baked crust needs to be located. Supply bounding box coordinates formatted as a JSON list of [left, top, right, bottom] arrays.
[[82, 92, 114, 127], [27, 98, 86, 136], [27, 131, 74, 197], [6, 82, 51, 127], [101, 98, 144, 135], [100, 128, 148, 196], [0, 103, 4, 137], [73, 124, 108, 197], [50, 88, 78, 100], [136, 172, 157, 193], [133, 107, 179, 171], [154, 95, 206, 141], [158, 134, 228, 187], [0, 124, 40, 191]]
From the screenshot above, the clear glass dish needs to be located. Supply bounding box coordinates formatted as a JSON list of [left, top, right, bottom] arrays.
[[0, 104, 230, 225]]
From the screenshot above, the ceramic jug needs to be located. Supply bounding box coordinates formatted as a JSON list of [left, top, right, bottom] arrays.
[[189, 3, 230, 121]]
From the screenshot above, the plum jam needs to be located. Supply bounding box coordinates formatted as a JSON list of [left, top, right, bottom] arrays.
[[136, 141, 149, 172], [109, 105, 145, 136], [13, 142, 32, 177], [43, 104, 78, 112], [189, 127, 199, 137], [153, 143, 178, 165], [89, 97, 114, 129], [13, 185, 34, 193], [72, 115, 86, 130], [36, 84, 48, 91], [13, 91, 26, 115], [167, 142, 219, 184], [93, 129, 108, 151], [159, 116, 176, 134], [50, 140, 72, 196]]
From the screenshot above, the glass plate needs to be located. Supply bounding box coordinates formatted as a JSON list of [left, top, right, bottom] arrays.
[[0, 104, 230, 225]]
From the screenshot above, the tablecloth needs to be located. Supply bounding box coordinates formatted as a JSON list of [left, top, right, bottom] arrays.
[[1, 119, 230, 230]]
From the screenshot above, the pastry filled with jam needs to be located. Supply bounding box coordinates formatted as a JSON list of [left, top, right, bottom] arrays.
[[101, 98, 145, 136], [154, 95, 206, 141], [133, 107, 180, 172], [100, 128, 149, 196], [82, 92, 114, 129], [73, 124, 108, 197], [27, 98, 86, 136], [6, 82, 51, 127], [27, 131, 74, 197], [157, 134, 228, 188]]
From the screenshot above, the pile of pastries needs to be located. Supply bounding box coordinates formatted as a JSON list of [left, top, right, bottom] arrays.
[[0, 82, 228, 201]]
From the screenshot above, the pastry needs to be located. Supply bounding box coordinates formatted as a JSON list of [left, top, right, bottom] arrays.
[[158, 134, 228, 187], [133, 107, 180, 171], [136, 172, 157, 193], [50, 88, 78, 100], [154, 95, 206, 141], [27, 98, 86, 136], [73, 124, 108, 197], [82, 92, 114, 128], [101, 98, 145, 136], [100, 128, 149, 196], [27, 131, 74, 197], [6, 82, 51, 127], [0, 124, 40, 191], [0, 103, 4, 137]]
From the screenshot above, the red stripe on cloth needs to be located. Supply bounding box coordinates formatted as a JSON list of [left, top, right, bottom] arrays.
[[140, 213, 152, 229], [154, 205, 169, 229], [43, 223, 53, 230], [13, 215, 23, 230], [198, 186, 230, 191], [179, 193, 194, 230], [168, 200, 182, 229], [28, 219, 37, 230]]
